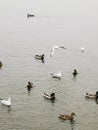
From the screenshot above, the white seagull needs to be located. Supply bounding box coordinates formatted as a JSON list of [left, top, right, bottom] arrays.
[[0, 98, 11, 107], [81, 47, 85, 52], [50, 70, 62, 78], [50, 45, 67, 57]]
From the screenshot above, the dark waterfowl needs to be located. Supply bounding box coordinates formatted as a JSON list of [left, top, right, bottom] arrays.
[[44, 92, 55, 100], [58, 112, 76, 121], [72, 69, 78, 76], [27, 14, 35, 18], [0, 61, 3, 68], [35, 54, 44, 62], [26, 82, 34, 92]]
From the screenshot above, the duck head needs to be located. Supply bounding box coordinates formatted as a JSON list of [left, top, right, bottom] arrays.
[[71, 112, 76, 116]]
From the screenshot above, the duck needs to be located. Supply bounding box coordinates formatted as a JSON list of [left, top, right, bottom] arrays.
[[72, 69, 78, 76], [58, 112, 76, 121], [35, 54, 44, 62], [27, 14, 35, 18], [50, 45, 67, 57], [0, 98, 11, 107], [85, 93, 96, 99], [44, 92, 55, 100], [0, 61, 3, 68], [50, 70, 62, 78]]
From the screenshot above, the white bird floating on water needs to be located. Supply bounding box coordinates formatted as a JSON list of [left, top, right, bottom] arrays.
[[81, 47, 85, 52], [50, 45, 67, 57], [50, 71, 62, 78], [0, 98, 11, 107]]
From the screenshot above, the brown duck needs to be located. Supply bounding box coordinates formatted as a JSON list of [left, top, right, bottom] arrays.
[[58, 112, 76, 121]]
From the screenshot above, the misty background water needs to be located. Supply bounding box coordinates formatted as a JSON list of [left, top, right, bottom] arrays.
[[0, 0, 98, 130]]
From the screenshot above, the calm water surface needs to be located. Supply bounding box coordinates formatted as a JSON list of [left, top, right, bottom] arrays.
[[0, 1, 98, 130]]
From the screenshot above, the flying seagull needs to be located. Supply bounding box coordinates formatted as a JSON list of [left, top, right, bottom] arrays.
[[50, 45, 67, 57]]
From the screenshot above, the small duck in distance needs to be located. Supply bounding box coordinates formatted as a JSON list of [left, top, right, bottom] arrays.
[[50, 70, 62, 78], [44, 92, 55, 100], [58, 112, 76, 121], [50, 45, 67, 57], [72, 69, 78, 76], [27, 14, 35, 18], [35, 54, 44, 63]]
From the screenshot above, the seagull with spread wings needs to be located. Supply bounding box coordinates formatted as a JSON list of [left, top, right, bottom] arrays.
[[50, 45, 67, 57]]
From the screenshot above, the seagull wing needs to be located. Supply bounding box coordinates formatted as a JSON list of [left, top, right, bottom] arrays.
[[51, 48, 55, 57], [50, 45, 59, 57]]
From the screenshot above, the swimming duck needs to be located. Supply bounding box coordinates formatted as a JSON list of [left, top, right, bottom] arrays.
[[27, 14, 35, 18], [44, 92, 55, 100], [72, 69, 78, 76], [35, 54, 44, 62], [58, 112, 76, 121], [85, 93, 96, 99]]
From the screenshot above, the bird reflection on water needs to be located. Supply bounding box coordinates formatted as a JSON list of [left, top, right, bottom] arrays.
[[70, 120, 76, 130]]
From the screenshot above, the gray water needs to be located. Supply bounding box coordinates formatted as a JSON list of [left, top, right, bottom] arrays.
[[0, 0, 98, 130]]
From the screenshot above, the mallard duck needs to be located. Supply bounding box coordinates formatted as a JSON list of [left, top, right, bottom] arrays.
[[85, 92, 96, 99], [35, 54, 44, 62], [44, 92, 55, 100], [58, 112, 76, 121]]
